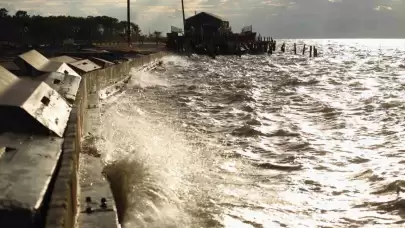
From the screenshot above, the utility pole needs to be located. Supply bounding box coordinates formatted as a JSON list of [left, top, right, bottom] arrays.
[[181, 0, 186, 32], [127, 0, 131, 47]]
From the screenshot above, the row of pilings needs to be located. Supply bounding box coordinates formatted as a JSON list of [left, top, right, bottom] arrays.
[[166, 34, 320, 59], [244, 37, 319, 58]]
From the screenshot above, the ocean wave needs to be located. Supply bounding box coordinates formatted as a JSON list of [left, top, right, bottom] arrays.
[[96, 40, 405, 227], [251, 161, 302, 171], [231, 125, 267, 137]]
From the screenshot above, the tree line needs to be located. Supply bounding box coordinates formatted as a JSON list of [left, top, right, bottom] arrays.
[[0, 8, 147, 45]]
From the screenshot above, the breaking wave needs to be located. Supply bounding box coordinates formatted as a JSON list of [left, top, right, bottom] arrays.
[[96, 39, 405, 227]]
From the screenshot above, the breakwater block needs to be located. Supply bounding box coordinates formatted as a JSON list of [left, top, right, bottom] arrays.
[[0, 133, 64, 227], [15, 50, 80, 77], [0, 66, 72, 137], [35, 72, 82, 104]]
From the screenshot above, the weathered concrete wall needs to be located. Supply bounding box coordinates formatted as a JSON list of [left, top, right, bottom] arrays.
[[44, 108, 79, 228], [44, 52, 168, 228]]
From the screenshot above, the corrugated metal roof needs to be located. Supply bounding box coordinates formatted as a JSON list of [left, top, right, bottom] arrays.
[[36, 72, 81, 104], [0, 66, 71, 137], [69, 59, 102, 73], [0, 133, 63, 217], [50, 55, 81, 64]]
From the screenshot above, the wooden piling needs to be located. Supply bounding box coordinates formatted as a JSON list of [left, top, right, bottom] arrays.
[[310, 46, 313, 57], [273, 41, 276, 51], [314, 47, 318, 57], [269, 41, 273, 55], [281, 43, 285, 53], [293, 43, 297, 55], [302, 44, 306, 55]]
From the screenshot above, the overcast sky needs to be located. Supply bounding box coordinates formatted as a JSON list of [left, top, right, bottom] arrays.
[[1, 0, 404, 38]]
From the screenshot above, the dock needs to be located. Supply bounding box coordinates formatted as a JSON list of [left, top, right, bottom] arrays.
[[166, 12, 320, 58]]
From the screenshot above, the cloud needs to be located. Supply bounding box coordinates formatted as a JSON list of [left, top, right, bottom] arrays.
[[0, 0, 404, 37]]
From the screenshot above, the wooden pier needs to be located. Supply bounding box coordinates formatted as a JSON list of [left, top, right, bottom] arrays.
[[166, 12, 320, 58]]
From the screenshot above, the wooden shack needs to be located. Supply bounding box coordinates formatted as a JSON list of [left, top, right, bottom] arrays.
[[185, 12, 231, 47], [185, 12, 230, 36], [166, 12, 263, 57]]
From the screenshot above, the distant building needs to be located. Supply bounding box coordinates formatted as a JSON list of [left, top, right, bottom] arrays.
[[185, 12, 231, 37]]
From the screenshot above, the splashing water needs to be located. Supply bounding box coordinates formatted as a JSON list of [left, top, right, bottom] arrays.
[[97, 59, 218, 227], [129, 68, 169, 88], [97, 40, 405, 228]]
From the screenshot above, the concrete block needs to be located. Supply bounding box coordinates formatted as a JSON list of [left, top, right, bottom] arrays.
[[0, 66, 72, 137], [0, 133, 64, 227]]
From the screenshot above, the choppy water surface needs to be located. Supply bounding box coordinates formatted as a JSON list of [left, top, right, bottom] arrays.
[[98, 39, 405, 228]]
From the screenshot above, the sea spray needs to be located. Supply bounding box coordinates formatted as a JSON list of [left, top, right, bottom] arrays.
[[97, 65, 216, 227]]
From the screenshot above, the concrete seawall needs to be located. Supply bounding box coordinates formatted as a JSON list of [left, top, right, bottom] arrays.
[[44, 52, 168, 228]]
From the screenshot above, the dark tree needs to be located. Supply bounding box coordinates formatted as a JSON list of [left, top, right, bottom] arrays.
[[0, 8, 142, 45]]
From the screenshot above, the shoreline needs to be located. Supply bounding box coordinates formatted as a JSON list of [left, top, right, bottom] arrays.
[[72, 52, 168, 228], [0, 45, 168, 228]]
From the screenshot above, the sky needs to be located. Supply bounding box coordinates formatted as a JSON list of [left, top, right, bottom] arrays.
[[0, 0, 404, 38]]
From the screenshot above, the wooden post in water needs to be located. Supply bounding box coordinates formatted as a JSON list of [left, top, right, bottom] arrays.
[[269, 41, 273, 55], [310, 46, 313, 57], [273, 41, 276, 51], [281, 43, 285, 53], [294, 43, 297, 55], [302, 44, 306, 55], [314, 47, 318, 57]]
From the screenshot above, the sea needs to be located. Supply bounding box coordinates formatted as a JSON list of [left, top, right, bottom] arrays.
[[96, 39, 405, 228]]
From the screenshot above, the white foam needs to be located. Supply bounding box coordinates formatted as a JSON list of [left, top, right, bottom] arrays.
[[129, 68, 169, 88]]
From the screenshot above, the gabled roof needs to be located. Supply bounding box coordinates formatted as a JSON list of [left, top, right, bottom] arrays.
[[186, 12, 225, 22], [204, 12, 225, 21]]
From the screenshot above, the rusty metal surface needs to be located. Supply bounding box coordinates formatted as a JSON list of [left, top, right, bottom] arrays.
[[69, 59, 102, 73], [49, 55, 81, 64], [0, 69, 72, 137], [0, 133, 63, 221], [37, 72, 82, 104]]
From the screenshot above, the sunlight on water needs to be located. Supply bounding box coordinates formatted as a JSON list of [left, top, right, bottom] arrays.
[[97, 39, 405, 227]]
